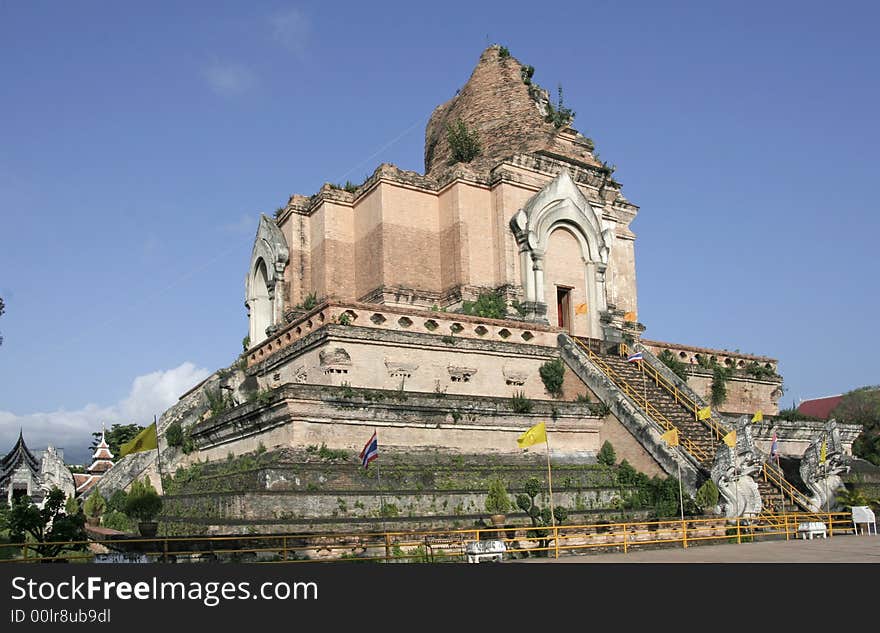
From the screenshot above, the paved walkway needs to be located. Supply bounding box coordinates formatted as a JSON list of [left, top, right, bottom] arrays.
[[518, 534, 880, 563]]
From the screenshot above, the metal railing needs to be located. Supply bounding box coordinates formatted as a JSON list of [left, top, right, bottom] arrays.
[[761, 462, 814, 511], [571, 337, 711, 463], [620, 342, 729, 442], [615, 341, 814, 513], [0, 512, 855, 564]]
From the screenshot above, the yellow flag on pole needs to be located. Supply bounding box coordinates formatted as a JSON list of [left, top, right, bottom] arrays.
[[119, 422, 158, 457], [751, 410, 763, 423], [722, 430, 737, 448], [517, 421, 547, 449], [697, 406, 712, 420], [623, 311, 637, 322], [819, 438, 827, 464], [660, 428, 679, 447]]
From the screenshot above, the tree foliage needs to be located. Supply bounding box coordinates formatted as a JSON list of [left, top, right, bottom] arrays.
[[832, 386, 880, 466], [835, 484, 879, 510], [597, 440, 617, 467], [83, 489, 107, 519], [91, 423, 144, 458], [7, 488, 87, 559]]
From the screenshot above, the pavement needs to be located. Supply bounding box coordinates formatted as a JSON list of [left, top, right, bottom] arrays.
[[516, 533, 880, 563]]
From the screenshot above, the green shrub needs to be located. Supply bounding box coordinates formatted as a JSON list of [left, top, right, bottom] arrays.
[[597, 440, 616, 467], [695, 479, 719, 512], [539, 357, 565, 398], [485, 479, 511, 515], [102, 510, 134, 533], [107, 489, 128, 514], [301, 292, 318, 310], [64, 495, 80, 516], [446, 119, 481, 164], [460, 290, 506, 319], [83, 489, 106, 520], [711, 366, 732, 406], [165, 421, 184, 448], [498, 45, 510, 59], [510, 391, 533, 414], [745, 361, 777, 380], [124, 477, 163, 522], [657, 349, 689, 382], [544, 84, 575, 129], [205, 388, 235, 417]]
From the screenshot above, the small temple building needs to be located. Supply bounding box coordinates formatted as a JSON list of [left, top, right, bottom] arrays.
[[73, 429, 115, 497], [0, 431, 74, 506]]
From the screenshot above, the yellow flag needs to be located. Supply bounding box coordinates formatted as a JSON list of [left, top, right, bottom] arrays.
[[660, 428, 679, 447], [120, 422, 158, 457], [819, 438, 827, 464], [697, 406, 712, 420], [623, 311, 637, 322], [574, 303, 588, 315], [722, 430, 737, 448], [752, 410, 763, 423], [517, 421, 547, 449]]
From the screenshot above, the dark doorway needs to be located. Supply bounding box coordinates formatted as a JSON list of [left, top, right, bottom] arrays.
[[556, 287, 572, 331]]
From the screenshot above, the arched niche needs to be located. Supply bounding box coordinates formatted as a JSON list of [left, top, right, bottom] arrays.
[[509, 170, 612, 338], [245, 214, 290, 346]]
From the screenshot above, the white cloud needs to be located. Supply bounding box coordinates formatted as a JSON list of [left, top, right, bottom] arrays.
[[204, 62, 257, 97], [0, 362, 210, 465], [269, 7, 310, 57]]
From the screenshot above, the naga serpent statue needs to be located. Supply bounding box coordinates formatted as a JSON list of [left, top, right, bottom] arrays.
[[799, 419, 849, 512], [710, 416, 763, 518]]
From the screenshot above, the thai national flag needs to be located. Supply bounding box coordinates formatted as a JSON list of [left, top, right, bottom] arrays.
[[360, 431, 378, 469], [626, 352, 643, 363], [770, 432, 778, 458]]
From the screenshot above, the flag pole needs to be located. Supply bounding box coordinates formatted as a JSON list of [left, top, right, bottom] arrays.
[[677, 457, 686, 547], [545, 432, 558, 559], [154, 415, 164, 495]]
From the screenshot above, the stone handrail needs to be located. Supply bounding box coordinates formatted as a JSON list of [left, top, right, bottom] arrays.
[[558, 334, 701, 493]]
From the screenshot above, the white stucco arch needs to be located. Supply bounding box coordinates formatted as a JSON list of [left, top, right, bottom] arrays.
[[245, 214, 290, 347], [249, 259, 272, 344], [509, 170, 612, 338]]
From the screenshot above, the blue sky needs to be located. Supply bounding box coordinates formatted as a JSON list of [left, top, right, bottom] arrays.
[[1, 1, 877, 463]]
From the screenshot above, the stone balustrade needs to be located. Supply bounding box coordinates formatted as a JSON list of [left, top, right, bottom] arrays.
[[248, 301, 560, 368], [642, 339, 778, 374]]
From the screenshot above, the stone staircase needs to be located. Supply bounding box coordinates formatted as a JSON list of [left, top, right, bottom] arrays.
[[583, 342, 720, 469], [566, 336, 810, 513]]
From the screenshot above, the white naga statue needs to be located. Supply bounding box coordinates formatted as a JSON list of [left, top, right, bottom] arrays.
[[799, 419, 849, 512], [710, 416, 763, 518]]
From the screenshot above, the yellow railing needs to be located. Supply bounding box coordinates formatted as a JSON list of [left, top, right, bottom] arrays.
[[572, 337, 710, 463], [620, 342, 729, 442], [0, 512, 854, 564], [616, 341, 814, 513], [762, 462, 814, 511]]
